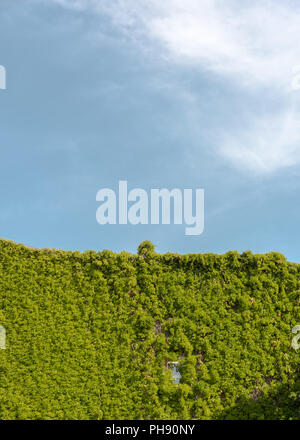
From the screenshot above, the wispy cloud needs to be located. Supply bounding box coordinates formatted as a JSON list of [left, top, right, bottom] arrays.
[[148, 1, 300, 89], [220, 108, 300, 174], [48, 0, 300, 174], [49, 0, 300, 86]]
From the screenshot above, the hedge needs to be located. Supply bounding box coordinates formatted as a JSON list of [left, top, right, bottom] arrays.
[[0, 239, 299, 420]]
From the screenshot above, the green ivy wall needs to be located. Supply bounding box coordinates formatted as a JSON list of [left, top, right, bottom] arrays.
[[0, 239, 299, 420]]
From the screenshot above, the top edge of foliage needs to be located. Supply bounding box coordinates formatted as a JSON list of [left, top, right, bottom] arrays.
[[0, 238, 292, 265]]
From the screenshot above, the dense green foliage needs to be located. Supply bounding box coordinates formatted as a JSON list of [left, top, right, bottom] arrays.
[[0, 239, 299, 420]]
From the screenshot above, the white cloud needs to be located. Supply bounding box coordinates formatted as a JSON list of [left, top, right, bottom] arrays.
[[51, 0, 300, 88], [155, 2, 300, 87], [219, 108, 300, 174], [49, 0, 300, 174]]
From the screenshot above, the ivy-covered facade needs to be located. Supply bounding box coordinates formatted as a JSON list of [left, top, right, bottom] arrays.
[[0, 239, 299, 419]]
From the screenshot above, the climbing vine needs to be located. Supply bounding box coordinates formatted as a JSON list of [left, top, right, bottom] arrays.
[[0, 239, 299, 420]]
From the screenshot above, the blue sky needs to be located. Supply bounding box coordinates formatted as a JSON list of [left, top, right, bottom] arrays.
[[1, 0, 300, 260]]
